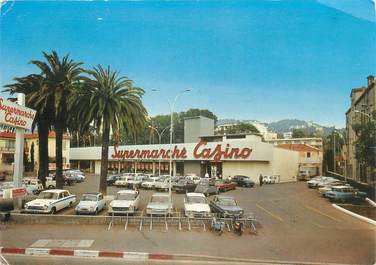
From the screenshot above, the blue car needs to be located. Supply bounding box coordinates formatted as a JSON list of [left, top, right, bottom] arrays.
[[325, 186, 366, 203]]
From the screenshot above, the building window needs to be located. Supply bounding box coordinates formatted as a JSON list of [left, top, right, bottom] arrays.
[[307, 152, 311, 158]]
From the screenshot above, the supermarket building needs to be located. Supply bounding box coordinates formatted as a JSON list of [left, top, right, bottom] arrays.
[[70, 116, 301, 183]]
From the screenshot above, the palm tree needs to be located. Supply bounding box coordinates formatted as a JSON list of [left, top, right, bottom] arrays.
[[31, 51, 84, 188], [4, 74, 53, 188], [77, 65, 147, 194]]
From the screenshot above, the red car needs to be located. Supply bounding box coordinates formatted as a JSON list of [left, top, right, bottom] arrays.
[[215, 180, 237, 192]]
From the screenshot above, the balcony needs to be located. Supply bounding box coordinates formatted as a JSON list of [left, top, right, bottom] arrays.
[[300, 157, 321, 164]]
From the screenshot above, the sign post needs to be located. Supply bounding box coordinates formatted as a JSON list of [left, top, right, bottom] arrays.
[[0, 94, 36, 210]]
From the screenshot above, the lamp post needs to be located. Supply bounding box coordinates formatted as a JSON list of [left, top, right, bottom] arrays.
[[148, 125, 171, 176], [151, 88, 191, 206]]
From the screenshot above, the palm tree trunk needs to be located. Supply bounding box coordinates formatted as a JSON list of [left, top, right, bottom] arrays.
[[37, 118, 49, 188], [99, 124, 110, 195], [55, 123, 64, 188]]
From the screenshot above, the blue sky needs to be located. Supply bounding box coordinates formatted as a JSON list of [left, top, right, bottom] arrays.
[[1, 0, 375, 128]]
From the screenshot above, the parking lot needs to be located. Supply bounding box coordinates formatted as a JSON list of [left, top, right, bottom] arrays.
[[1, 174, 375, 264]]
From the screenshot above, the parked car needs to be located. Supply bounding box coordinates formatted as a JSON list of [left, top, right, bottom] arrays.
[[232, 175, 255, 188], [108, 190, 140, 215], [0, 171, 8, 181], [184, 193, 211, 218], [174, 179, 197, 193], [0, 182, 14, 198], [215, 179, 237, 192], [75, 193, 106, 215], [307, 176, 335, 188], [209, 195, 244, 218], [195, 179, 219, 196], [318, 182, 350, 197], [141, 177, 160, 189], [154, 178, 170, 192], [127, 175, 148, 188], [325, 186, 367, 203], [146, 192, 173, 216], [262, 175, 277, 184], [22, 178, 44, 195], [107, 175, 121, 186], [64, 171, 85, 183], [185, 174, 202, 184], [45, 177, 57, 189], [114, 176, 134, 187], [24, 189, 76, 214]]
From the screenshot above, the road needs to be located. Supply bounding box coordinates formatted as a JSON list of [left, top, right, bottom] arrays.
[[1, 176, 375, 264]]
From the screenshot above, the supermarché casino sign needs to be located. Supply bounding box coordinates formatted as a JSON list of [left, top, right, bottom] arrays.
[[0, 98, 36, 130], [111, 140, 261, 162]]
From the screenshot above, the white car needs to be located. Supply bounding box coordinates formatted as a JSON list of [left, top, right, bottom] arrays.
[[318, 182, 350, 196], [262, 175, 277, 184], [184, 193, 211, 218], [141, 177, 160, 189], [126, 175, 147, 188], [154, 178, 170, 191], [108, 190, 140, 215], [146, 192, 173, 216], [114, 176, 134, 187], [307, 176, 335, 188], [24, 189, 76, 214], [45, 177, 56, 189], [22, 178, 44, 195], [185, 174, 202, 184], [75, 193, 106, 215]]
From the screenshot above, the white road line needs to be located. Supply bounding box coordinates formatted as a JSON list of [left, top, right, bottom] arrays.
[[30, 239, 51, 248], [77, 240, 94, 248]]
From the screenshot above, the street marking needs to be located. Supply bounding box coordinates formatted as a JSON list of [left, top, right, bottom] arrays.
[[305, 205, 341, 223], [256, 203, 284, 222], [29, 239, 94, 248], [311, 222, 325, 228], [30, 239, 51, 248]]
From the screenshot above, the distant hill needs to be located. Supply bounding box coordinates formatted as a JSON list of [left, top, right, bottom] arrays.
[[217, 118, 340, 137]]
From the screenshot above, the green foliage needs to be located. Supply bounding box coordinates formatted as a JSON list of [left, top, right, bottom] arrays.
[[292, 129, 306, 138], [352, 112, 376, 168], [217, 122, 259, 135]]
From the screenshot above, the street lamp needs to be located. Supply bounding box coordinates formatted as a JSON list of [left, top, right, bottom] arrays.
[[148, 125, 171, 176], [151, 88, 191, 206]]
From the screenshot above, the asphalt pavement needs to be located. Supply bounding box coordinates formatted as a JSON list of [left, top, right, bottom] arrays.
[[1, 175, 375, 264]]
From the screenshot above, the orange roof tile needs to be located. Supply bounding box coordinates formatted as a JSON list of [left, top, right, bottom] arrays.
[[277, 143, 321, 152]]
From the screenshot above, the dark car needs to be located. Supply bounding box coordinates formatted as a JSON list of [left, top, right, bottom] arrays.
[[210, 195, 244, 218], [0, 171, 7, 181], [174, 179, 197, 193], [107, 175, 121, 186], [232, 175, 255, 188], [194, 179, 219, 196]]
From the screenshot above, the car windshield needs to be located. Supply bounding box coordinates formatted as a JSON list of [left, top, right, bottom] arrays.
[[40, 192, 58, 200], [82, 194, 98, 201], [117, 193, 136, 200], [151, 195, 169, 203], [217, 198, 237, 206], [187, 196, 206, 204]]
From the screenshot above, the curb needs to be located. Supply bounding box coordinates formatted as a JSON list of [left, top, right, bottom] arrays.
[[365, 198, 376, 207], [0, 246, 352, 265], [0, 247, 157, 261], [332, 204, 376, 226]]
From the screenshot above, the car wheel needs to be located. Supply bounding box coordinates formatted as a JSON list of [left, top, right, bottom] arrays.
[[95, 208, 98, 215], [69, 202, 73, 207], [50, 207, 56, 214]]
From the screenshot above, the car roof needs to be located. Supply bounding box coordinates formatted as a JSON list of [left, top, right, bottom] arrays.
[[117, 190, 137, 194], [333, 185, 352, 189], [42, 189, 67, 193], [186, 192, 205, 197]]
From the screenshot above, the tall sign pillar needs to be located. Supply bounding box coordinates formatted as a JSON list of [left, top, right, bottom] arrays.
[[13, 94, 25, 210]]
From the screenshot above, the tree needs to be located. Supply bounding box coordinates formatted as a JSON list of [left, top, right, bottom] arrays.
[[352, 112, 376, 180], [217, 122, 259, 135], [30, 142, 35, 172], [31, 51, 84, 188], [77, 65, 147, 194], [292, 129, 306, 138], [4, 74, 53, 188]]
